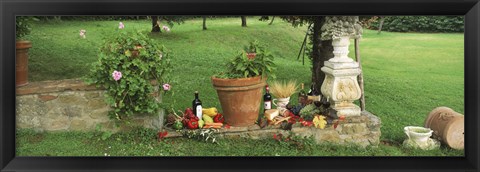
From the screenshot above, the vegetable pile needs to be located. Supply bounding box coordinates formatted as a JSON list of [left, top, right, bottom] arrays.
[[165, 107, 227, 130]]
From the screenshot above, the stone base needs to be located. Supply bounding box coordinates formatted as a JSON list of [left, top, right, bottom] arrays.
[[332, 104, 361, 117], [321, 60, 362, 118], [166, 111, 381, 147]]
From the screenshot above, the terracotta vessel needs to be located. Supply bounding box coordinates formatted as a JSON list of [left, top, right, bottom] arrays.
[[246, 53, 256, 60], [424, 106, 464, 150], [16, 40, 32, 87], [211, 75, 266, 127]]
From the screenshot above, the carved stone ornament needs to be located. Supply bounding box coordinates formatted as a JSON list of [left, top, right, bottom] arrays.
[[320, 16, 363, 41], [321, 36, 362, 117]]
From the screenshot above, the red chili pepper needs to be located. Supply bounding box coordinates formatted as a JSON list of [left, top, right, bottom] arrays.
[[213, 113, 225, 123], [299, 118, 304, 122], [157, 131, 168, 140], [186, 120, 198, 129], [301, 121, 313, 127]]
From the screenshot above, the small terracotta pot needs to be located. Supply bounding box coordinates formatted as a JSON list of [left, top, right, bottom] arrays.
[[16, 40, 32, 87], [211, 75, 266, 127], [246, 53, 256, 60]]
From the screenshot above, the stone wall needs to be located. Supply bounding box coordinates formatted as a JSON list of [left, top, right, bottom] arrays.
[[16, 79, 164, 132], [16, 79, 381, 147], [165, 111, 381, 147]]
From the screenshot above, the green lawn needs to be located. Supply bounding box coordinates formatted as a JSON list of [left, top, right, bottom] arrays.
[[18, 17, 464, 156]]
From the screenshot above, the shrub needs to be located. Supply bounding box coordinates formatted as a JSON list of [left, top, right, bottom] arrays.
[[16, 16, 34, 40], [369, 16, 464, 33], [85, 29, 172, 121]]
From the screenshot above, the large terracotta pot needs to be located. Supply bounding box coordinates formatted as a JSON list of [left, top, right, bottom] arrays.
[[211, 75, 266, 127], [16, 40, 32, 87], [424, 106, 464, 150]]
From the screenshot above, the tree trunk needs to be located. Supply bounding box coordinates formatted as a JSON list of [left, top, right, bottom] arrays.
[[311, 17, 334, 91], [377, 16, 385, 34], [203, 16, 207, 30], [269, 16, 275, 25], [355, 39, 366, 111], [241, 16, 247, 27], [151, 16, 161, 32]]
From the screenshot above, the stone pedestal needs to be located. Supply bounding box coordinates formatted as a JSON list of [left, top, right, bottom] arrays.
[[321, 36, 362, 117]]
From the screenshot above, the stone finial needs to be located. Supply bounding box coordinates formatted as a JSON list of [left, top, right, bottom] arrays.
[[320, 16, 363, 41]]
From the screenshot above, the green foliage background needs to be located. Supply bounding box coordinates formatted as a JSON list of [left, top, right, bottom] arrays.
[[369, 16, 464, 33]]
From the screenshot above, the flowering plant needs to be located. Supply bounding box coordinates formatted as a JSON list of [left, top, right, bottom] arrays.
[[85, 28, 172, 121], [215, 41, 276, 79]]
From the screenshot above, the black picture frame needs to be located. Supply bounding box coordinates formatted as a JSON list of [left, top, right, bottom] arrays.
[[1, 0, 479, 171]]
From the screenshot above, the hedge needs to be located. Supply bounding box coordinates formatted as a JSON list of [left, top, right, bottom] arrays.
[[369, 16, 464, 33]]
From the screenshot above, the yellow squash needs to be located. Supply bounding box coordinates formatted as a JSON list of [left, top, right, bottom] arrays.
[[202, 107, 218, 117], [202, 115, 214, 124]]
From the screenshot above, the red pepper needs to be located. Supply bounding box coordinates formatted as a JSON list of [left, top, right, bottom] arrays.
[[182, 118, 190, 127], [185, 108, 193, 115], [213, 113, 224, 123], [186, 120, 198, 129], [184, 108, 196, 119], [192, 116, 199, 121]]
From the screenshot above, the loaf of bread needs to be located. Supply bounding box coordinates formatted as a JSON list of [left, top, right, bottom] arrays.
[[264, 109, 279, 121]]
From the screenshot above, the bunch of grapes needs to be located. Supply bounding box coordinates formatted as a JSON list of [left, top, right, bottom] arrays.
[[287, 104, 304, 116]]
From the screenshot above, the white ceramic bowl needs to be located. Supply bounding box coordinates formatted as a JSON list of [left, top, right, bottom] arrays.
[[404, 126, 433, 143]]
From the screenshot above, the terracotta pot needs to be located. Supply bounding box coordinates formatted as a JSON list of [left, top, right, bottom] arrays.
[[16, 40, 32, 87], [246, 53, 256, 60], [211, 75, 266, 127], [424, 107, 464, 150]]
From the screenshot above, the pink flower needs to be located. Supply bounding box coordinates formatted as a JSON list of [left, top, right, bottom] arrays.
[[162, 84, 171, 91], [79, 29, 86, 39], [112, 70, 122, 81], [119, 22, 125, 29], [162, 26, 170, 32]]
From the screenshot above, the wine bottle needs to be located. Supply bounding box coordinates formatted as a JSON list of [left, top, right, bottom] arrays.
[[264, 85, 272, 111], [192, 91, 203, 119], [307, 83, 317, 101], [298, 83, 307, 105]]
